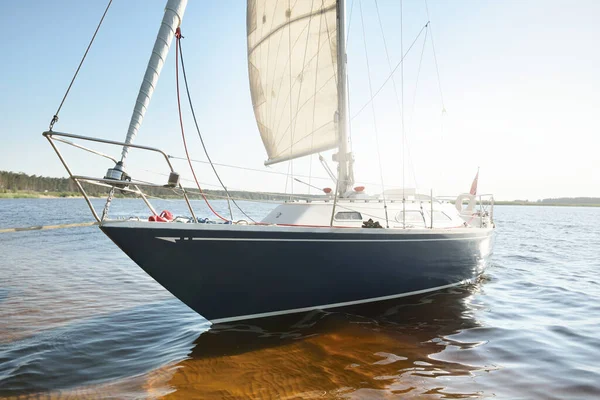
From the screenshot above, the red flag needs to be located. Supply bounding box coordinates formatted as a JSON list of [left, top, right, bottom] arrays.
[[469, 169, 479, 195]]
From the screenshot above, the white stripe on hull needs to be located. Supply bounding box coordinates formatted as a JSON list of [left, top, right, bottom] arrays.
[[155, 236, 485, 243], [209, 278, 475, 324]]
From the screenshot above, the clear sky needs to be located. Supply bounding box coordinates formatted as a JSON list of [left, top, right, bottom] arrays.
[[0, 0, 598, 201]]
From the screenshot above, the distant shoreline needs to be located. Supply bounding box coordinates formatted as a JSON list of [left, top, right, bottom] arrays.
[[492, 201, 600, 208], [1, 191, 599, 207], [0, 192, 98, 199], [3, 171, 598, 206]]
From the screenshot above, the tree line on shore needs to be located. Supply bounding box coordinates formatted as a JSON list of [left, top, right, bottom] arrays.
[[1, 170, 599, 204], [0, 170, 313, 201]]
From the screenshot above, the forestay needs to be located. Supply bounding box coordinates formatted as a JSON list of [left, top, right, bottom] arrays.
[[247, 0, 339, 165]]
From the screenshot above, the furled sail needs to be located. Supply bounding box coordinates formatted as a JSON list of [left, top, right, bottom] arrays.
[[120, 0, 187, 162], [247, 0, 339, 165]]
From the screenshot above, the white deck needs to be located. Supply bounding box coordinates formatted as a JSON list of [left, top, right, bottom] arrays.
[[261, 192, 492, 229]]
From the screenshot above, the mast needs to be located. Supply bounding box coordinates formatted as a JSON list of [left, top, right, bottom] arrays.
[[335, 0, 353, 196], [112, 0, 187, 177]]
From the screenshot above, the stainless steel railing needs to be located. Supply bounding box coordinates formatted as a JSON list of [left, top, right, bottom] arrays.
[[43, 130, 197, 223]]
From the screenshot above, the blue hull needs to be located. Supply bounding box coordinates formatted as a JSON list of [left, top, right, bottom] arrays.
[[100, 222, 494, 322]]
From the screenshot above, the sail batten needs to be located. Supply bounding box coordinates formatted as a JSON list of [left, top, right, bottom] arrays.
[[247, 0, 339, 165]]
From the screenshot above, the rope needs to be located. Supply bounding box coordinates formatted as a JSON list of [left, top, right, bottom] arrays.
[[178, 34, 256, 223], [0, 221, 97, 234], [174, 28, 228, 222], [49, 0, 113, 131]]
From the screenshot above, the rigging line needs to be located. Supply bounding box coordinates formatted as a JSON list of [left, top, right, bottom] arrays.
[[374, 0, 409, 191], [359, 0, 388, 228], [176, 186, 323, 203], [406, 26, 429, 189], [290, 0, 303, 196], [151, 155, 407, 190], [424, 0, 445, 111], [345, 3, 355, 183], [308, 3, 325, 194], [175, 29, 228, 222], [178, 36, 256, 223], [161, 174, 325, 202], [167, 155, 333, 182], [288, 0, 294, 197], [168, 189, 311, 206], [166, 156, 407, 190], [285, 1, 296, 198], [52, 137, 117, 163], [343, 3, 355, 163], [294, 177, 323, 192], [329, 155, 342, 227], [374, 0, 418, 193], [49, 0, 113, 130], [284, 158, 291, 198], [346, 0, 355, 48], [307, 156, 313, 194], [134, 168, 238, 191], [346, 74, 354, 177], [374, 0, 402, 123], [401, 0, 405, 228], [350, 21, 429, 121]]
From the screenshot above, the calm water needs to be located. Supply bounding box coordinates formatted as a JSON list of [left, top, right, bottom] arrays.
[[1, 199, 599, 399]]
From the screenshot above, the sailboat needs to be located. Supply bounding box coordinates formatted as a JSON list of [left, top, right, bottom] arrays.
[[43, 0, 495, 324]]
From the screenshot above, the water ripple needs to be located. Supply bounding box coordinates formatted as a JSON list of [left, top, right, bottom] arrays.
[[1, 201, 599, 398]]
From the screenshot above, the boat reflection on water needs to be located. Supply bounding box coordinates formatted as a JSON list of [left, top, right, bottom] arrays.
[[163, 280, 488, 399], [0, 279, 488, 399]]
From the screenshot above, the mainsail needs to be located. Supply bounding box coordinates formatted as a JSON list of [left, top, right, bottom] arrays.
[[247, 0, 339, 165]]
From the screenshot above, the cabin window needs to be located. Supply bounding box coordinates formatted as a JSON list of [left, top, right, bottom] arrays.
[[334, 211, 363, 220], [430, 211, 453, 222], [395, 211, 426, 227]]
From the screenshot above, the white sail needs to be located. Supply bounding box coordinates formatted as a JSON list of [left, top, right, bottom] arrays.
[[120, 0, 187, 162], [247, 0, 339, 165]]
